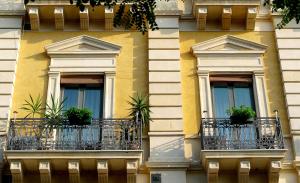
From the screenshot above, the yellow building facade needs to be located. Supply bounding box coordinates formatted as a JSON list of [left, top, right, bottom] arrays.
[[0, 0, 300, 183]]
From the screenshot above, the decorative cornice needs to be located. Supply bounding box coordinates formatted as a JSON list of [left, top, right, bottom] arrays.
[[45, 35, 121, 57], [191, 35, 267, 56]]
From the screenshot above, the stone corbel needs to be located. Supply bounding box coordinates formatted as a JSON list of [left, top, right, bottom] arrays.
[[54, 7, 64, 30], [268, 161, 281, 183], [127, 160, 138, 183], [246, 7, 257, 30], [207, 161, 219, 183], [97, 160, 108, 183], [197, 7, 207, 30], [105, 7, 114, 31], [238, 161, 250, 183], [222, 7, 232, 30], [79, 8, 89, 30], [68, 160, 80, 183], [39, 161, 51, 183], [10, 161, 23, 183], [28, 7, 40, 31]]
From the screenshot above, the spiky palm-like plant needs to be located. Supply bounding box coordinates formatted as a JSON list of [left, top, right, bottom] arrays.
[[45, 94, 66, 126], [20, 94, 44, 118], [128, 94, 151, 126]]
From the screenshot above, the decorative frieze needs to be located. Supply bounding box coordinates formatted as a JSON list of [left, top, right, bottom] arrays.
[[222, 7, 232, 30], [79, 9, 89, 30], [246, 7, 257, 30], [28, 7, 40, 30], [238, 161, 250, 183], [105, 7, 114, 31], [39, 161, 51, 183], [207, 161, 219, 183], [10, 161, 23, 183], [68, 160, 80, 183], [197, 7, 207, 30], [54, 7, 64, 30], [97, 160, 108, 183]]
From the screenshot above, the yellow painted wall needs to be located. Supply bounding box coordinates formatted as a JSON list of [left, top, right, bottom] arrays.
[[180, 32, 290, 136], [11, 32, 148, 118]]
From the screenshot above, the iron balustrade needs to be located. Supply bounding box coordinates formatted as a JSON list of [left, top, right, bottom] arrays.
[[200, 117, 284, 150], [7, 118, 142, 151]]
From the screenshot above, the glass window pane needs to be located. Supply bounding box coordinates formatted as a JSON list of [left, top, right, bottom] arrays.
[[233, 85, 255, 110], [213, 86, 230, 118], [84, 87, 103, 119], [63, 87, 79, 110]]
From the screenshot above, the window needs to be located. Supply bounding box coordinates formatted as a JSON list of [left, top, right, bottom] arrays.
[[211, 76, 255, 118], [61, 75, 104, 119]]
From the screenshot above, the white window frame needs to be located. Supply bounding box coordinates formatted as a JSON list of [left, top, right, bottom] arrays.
[[45, 35, 121, 118], [191, 35, 269, 118]]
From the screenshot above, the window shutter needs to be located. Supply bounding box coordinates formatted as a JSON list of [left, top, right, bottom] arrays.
[[61, 75, 104, 84]]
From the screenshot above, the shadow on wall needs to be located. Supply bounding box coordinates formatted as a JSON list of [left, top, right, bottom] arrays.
[[150, 137, 185, 160]]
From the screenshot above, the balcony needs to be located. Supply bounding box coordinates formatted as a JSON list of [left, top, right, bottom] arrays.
[[4, 118, 143, 181], [7, 118, 142, 151], [200, 117, 287, 175]]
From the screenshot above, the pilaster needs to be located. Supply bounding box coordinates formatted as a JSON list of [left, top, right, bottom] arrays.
[[104, 72, 115, 118]]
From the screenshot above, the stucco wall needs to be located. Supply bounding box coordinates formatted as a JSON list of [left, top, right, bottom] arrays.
[[179, 31, 289, 136], [11, 31, 148, 118]]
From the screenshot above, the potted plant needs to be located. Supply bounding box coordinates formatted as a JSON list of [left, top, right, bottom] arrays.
[[127, 93, 151, 149], [64, 107, 92, 125], [227, 105, 256, 125]]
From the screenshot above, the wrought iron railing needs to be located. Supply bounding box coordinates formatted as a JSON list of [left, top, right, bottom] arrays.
[[200, 117, 284, 150], [7, 118, 142, 151]]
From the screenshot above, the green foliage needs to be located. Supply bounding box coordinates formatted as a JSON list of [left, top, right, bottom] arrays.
[[24, 0, 158, 34], [45, 94, 66, 126], [64, 107, 92, 125], [227, 105, 256, 125], [265, 0, 300, 28], [20, 94, 44, 118], [128, 93, 151, 126]]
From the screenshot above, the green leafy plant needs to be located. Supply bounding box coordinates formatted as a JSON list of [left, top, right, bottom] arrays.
[[227, 105, 256, 125], [64, 107, 92, 125], [20, 94, 44, 118], [128, 93, 151, 126], [45, 94, 66, 126]]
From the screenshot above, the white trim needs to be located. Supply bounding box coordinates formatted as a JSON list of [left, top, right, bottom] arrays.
[[45, 35, 120, 118], [192, 35, 269, 118]]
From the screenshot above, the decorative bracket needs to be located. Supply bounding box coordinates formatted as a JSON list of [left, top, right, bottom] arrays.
[[97, 160, 108, 183]]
